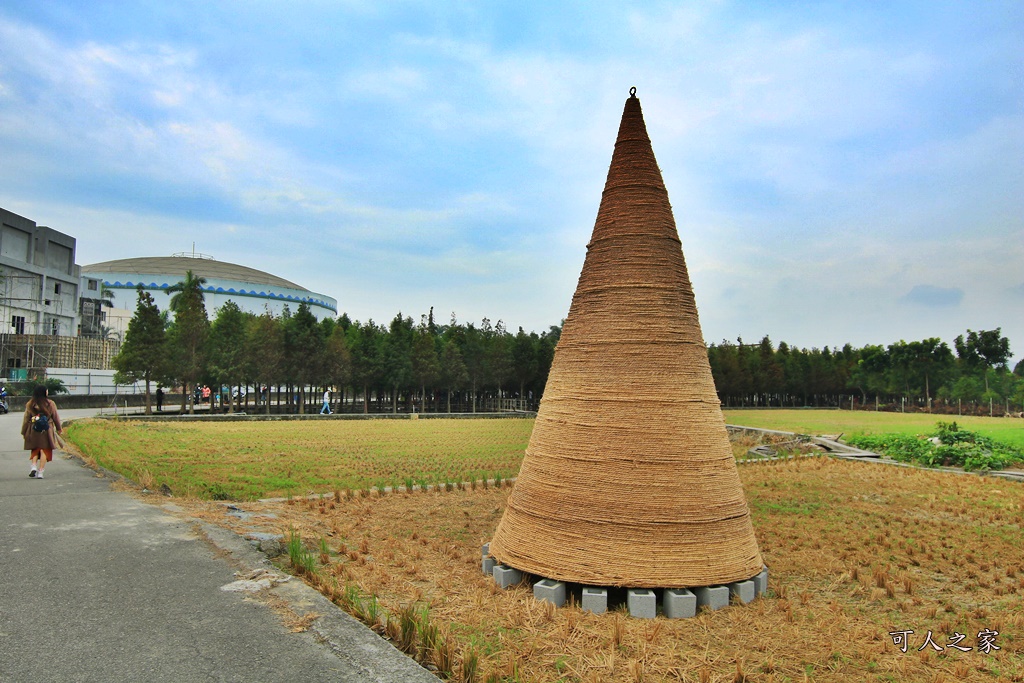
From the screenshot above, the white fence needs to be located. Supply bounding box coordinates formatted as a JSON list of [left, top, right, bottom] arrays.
[[43, 368, 145, 396]]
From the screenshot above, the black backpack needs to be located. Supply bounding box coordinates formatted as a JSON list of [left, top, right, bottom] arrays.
[[32, 414, 50, 432]]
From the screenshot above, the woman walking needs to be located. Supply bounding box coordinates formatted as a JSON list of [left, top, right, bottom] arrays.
[[22, 385, 62, 479]]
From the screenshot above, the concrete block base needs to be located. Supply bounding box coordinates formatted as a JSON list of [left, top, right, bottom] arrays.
[[729, 579, 756, 604], [694, 585, 730, 611], [483, 562, 767, 617], [480, 544, 496, 576], [533, 579, 567, 607], [493, 565, 523, 589], [581, 586, 607, 615], [627, 589, 656, 619], [753, 566, 769, 596], [663, 588, 697, 619]]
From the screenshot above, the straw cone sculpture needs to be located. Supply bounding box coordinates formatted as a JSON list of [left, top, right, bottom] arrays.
[[489, 90, 764, 588]]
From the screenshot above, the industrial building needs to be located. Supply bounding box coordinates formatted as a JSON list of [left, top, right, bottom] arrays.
[[1, 206, 337, 393], [1, 207, 116, 384]]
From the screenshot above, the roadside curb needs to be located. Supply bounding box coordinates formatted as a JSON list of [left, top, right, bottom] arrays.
[[193, 519, 439, 683], [57, 424, 439, 682]]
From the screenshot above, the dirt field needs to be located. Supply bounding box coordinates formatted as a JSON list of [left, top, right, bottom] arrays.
[[166, 455, 1024, 683]]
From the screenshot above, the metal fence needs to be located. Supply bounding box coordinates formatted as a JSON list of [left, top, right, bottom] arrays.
[[42, 368, 144, 396]]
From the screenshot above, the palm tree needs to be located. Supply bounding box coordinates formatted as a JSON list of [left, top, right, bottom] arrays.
[[166, 270, 208, 311], [99, 283, 115, 308], [99, 325, 122, 343], [166, 270, 210, 414]]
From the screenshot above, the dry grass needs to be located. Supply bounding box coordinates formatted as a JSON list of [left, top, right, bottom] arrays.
[[729, 431, 819, 461], [168, 456, 1024, 682]]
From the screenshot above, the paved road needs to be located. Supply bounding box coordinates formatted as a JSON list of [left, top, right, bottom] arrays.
[[0, 407, 437, 682]]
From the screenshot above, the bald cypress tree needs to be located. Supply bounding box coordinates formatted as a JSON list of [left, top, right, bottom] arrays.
[[439, 338, 468, 413], [384, 313, 414, 413], [166, 270, 209, 414], [246, 312, 284, 415], [410, 323, 439, 412], [283, 302, 324, 414], [347, 320, 384, 414], [208, 301, 249, 412], [112, 286, 167, 414]]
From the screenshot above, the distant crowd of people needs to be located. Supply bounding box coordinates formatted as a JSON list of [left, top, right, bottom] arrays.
[[149, 385, 274, 413]]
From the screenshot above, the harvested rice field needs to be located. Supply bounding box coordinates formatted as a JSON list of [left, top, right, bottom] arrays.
[[66, 417, 533, 500], [150, 451, 1023, 682]]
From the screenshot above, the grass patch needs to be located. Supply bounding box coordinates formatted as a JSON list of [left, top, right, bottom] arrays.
[[848, 421, 1024, 472], [723, 409, 1024, 448], [65, 418, 533, 500], [67, 412, 1024, 502]]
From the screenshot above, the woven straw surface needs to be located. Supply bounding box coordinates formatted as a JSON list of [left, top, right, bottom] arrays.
[[489, 93, 764, 588]]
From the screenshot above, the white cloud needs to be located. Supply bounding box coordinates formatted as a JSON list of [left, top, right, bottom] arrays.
[[0, 3, 1020, 359]]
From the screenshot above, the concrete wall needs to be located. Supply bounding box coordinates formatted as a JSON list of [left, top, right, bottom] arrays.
[[0, 207, 82, 339]]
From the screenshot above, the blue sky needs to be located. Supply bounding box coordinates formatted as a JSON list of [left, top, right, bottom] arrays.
[[1, 1, 1021, 363]]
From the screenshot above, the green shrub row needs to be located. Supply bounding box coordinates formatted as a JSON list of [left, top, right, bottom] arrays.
[[847, 421, 1024, 472]]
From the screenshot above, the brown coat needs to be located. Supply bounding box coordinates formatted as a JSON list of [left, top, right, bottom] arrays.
[[22, 399, 62, 451]]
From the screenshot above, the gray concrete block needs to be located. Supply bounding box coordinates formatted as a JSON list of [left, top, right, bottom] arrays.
[[533, 579, 566, 607], [481, 543, 490, 557], [492, 564, 523, 589], [663, 588, 696, 619], [694, 585, 729, 611], [753, 566, 769, 596], [482, 555, 496, 577], [729, 580, 756, 604], [627, 589, 656, 619], [581, 586, 607, 615]]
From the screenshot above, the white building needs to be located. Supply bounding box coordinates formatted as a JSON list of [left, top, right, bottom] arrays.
[[82, 254, 338, 339]]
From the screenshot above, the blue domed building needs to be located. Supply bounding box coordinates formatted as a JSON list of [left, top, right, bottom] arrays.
[[82, 254, 337, 337]]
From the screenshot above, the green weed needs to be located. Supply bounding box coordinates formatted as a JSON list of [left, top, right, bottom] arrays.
[[848, 421, 1024, 471], [286, 528, 318, 575]]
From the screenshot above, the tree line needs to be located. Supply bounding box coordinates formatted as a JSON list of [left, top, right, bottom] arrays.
[[113, 271, 1024, 416], [112, 272, 560, 414], [707, 331, 1024, 415]]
